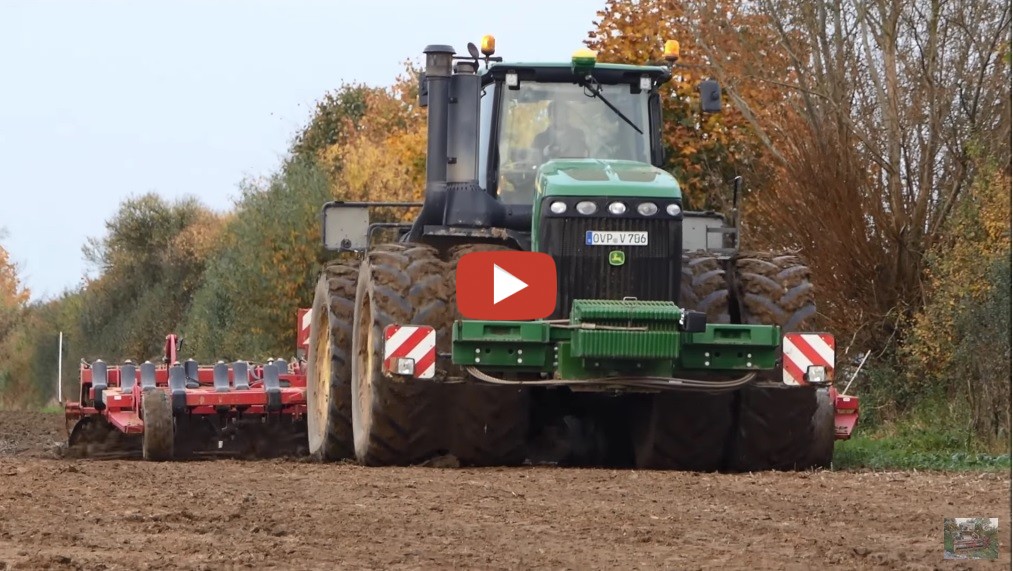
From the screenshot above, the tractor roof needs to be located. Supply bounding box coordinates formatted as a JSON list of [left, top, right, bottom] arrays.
[[480, 61, 672, 86]]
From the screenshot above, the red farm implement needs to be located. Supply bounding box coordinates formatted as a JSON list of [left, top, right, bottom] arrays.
[[64, 311, 313, 460], [954, 533, 989, 551]]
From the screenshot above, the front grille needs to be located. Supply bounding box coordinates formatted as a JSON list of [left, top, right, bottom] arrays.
[[538, 215, 682, 318]]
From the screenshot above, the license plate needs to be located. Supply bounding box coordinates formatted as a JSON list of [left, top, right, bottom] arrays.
[[585, 231, 649, 246]]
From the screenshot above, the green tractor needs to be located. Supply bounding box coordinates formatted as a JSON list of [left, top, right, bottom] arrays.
[[305, 37, 859, 470]]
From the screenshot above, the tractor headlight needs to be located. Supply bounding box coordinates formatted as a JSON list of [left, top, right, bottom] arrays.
[[608, 201, 627, 215], [666, 203, 682, 216], [549, 201, 567, 214], [575, 201, 597, 215], [637, 202, 658, 216], [806, 365, 828, 385]]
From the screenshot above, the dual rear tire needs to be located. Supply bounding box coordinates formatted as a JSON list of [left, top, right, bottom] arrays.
[[729, 253, 834, 471], [633, 251, 833, 471], [306, 262, 358, 461], [307, 243, 529, 467]]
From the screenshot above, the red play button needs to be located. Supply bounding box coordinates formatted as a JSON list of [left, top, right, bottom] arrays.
[[455, 251, 557, 320]]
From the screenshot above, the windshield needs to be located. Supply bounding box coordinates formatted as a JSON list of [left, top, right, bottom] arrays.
[[497, 81, 651, 204]]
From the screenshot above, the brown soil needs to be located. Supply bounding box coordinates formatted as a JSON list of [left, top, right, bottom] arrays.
[[0, 410, 65, 458], [0, 410, 1009, 570]]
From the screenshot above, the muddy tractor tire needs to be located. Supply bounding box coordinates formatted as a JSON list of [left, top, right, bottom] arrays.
[[445, 244, 531, 467], [807, 387, 836, 469], [736, 254, 816, 331], [306, 262, 359, 461], [141, 389, 174, 461], [680, 252, 732, 324], [727, 381, 820, 471], [350, 243, 450, 466], [726, 253, 832, 471], [632, 392, 736, 470], [628, 251, 737, 470]]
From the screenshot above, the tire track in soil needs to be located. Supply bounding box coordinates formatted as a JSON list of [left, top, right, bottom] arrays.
[[0, 411, 1008, 570]]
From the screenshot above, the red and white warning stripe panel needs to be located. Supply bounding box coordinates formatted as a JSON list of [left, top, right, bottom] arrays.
[[382, 324, 437, 379], [782, 333, 835, 386], [297, 308, 312, 355]]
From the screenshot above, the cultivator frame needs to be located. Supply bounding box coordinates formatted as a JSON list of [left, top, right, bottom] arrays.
[[65, 331, 309, 460]]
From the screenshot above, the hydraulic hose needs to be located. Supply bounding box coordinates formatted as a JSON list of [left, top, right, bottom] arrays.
[[464, 367, 757, 393]]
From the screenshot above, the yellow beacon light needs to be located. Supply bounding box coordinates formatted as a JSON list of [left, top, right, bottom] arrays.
[[480, 34, 496, 56], [572, 47, 597, 73], [664, 39, 680, 62]]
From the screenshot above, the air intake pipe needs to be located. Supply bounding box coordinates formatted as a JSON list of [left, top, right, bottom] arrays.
[[447, 60, 480, 185]]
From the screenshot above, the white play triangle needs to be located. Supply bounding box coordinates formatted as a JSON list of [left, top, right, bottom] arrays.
[[492, 263, 528, 304]]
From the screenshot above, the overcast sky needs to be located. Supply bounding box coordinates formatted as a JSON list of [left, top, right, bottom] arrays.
[[0, 0, 605, 301]]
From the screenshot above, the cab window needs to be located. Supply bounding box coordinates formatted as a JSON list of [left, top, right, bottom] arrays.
[[496, 81, 650, 205]]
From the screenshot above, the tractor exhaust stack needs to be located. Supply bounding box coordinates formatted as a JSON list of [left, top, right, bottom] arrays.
[[423, 44, 454, 189], [406, 44, 456, 240]]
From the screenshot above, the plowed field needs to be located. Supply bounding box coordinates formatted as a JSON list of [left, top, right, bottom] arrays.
[[0, 410, 1008, 570]]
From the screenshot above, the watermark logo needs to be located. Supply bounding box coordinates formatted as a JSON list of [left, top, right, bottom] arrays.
[[944, 517, 998, 560]]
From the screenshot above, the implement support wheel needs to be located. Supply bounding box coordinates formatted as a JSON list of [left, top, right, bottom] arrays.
[[142, 389, 174, 461]]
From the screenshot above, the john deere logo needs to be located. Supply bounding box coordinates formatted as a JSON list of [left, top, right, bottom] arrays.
[[608, 250, 626, 266]]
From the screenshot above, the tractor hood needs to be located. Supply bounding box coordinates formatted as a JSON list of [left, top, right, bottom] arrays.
[[535, 159, 682, 200]]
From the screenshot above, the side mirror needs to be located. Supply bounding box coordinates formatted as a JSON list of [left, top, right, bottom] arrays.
[[648, 91, 666, 167], [699, 79, 722, 113], [321, 202, 369, 251]]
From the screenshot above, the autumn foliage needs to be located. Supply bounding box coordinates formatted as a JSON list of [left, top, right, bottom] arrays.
[[0, 242, 32, 404], [181, 157, 331, 360], [322, 71, 426, 203], [586, 0, 785, 209], [0, 243, 29, 335], [903, 162, 1012, 443]]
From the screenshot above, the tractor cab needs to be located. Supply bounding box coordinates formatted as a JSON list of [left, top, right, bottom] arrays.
[[478, 59, 667, 206], [323, 37, 723, 253]]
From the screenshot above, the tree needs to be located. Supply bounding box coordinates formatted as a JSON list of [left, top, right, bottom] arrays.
[[182, 156, 332, 360], [0, 238, 29, 340], [76, 193, 223, 361], [0, 291, 85, 408], [0, 238, 32, 406], [314, 64, 428, 222], [586, 0, 789, 209], [587, 1, 1012, 443], [691, 0, 1011, 348], [904, 159, 1012, 442], [291, 83, 377, 172], [944, 518, 957, 535]]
